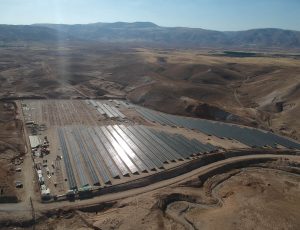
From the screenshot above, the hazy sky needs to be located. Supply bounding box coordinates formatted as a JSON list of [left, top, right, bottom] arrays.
[[0, 0, 299, 31]]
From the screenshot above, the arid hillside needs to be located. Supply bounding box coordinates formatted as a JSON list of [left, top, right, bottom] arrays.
[[0, 101, 25, 202], [0, 44, 299, 139], [130, 49, 300, 139]]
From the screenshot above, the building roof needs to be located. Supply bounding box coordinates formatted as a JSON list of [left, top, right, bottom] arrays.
[[29, 135, 41, 148]]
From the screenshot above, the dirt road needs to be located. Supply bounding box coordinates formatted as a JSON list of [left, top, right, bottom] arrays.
[[44, 153, 299, 210], [0, 152, 299, 230]]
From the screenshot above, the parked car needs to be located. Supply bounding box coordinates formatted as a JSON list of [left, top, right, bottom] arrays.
[[15, 181, 23, 188]]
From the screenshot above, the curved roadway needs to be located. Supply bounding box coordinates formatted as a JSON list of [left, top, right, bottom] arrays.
[[1, 153, 299, 217]]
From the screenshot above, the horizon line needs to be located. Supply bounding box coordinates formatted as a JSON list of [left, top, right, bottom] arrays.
[[0, 21, 299, 33]]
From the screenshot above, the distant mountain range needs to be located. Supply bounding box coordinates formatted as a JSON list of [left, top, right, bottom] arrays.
[[1, 22, 300, 49]]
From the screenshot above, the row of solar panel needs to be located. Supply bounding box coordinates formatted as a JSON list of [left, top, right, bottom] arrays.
[[86, 100, 126, 118], [114, 100, 132, 108], [135, 106, 300, 150], [57, 125, 216, 190]]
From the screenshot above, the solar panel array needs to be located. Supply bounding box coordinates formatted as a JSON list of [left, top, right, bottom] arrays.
[[57, 125, 216, 190], [135, 106, 300, 150], [86, 100, 126, 119], [114, 100, 132, 108]]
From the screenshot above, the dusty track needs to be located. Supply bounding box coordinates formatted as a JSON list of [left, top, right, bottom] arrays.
[[0, 153, 299, 227]]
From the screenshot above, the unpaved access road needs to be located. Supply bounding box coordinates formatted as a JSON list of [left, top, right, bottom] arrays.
[[1, 153, 298, 220]]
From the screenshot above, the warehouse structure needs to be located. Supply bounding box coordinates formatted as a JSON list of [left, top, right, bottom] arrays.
[[29, 135, 41, 149]]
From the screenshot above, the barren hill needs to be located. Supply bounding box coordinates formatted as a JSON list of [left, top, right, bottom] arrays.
[[1, 22, 300, 49], [0, 44, 299, 140]]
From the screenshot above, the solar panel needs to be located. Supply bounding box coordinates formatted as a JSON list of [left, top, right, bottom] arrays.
[[88, 128, 120, 178], [118, 125, 164, 168], [106, 126, 148, 172], [103, 104, 119, 118], [112, 125, 156, 170], [94, 127, 131, 176], [57, 128, 77, 190], [135, 106, 300, 150], [154, 131, 191, 159], [72, 127, 100, 186], [64, 127, 90, 188], [80, 128, 111, 184], [149, 129, 185, 160], [140, 126, 183, 160], [100, 126, 139, 174], [109, 105, 126, 118], [131, 126, 173, 162], [173, 134, 198, 155], [127, 126, 169, 164]]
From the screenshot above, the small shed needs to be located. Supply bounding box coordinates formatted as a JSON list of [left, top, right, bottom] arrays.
[[41, 188, 50, 195], [29, 136, 41, 149]]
